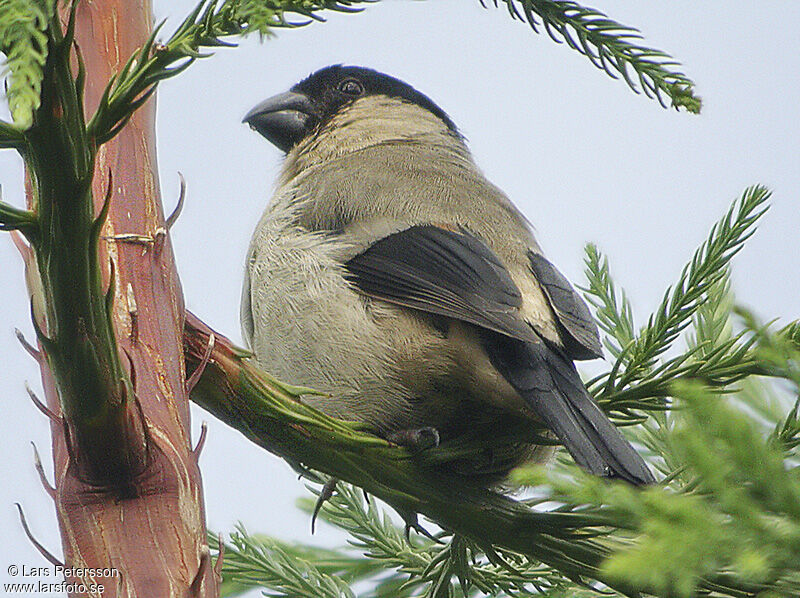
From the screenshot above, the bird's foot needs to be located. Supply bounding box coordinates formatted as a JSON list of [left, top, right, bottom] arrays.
[[386, 427, 440, 452]]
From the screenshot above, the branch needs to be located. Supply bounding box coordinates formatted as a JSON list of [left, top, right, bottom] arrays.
[[300, 484, 581, 596], [210, 527, 358, 598], [515, 377, 800, 598], [624, 186, 769, 380], [184, 312, 767, 598], [0, 198, 37, 236], [212, 487, 579, 597], [233, 0, 365, 32], [83, 0, 703, 147], [489, 0, 702, 113], [580, 242, 636, 360], [0, 119, 26, 148], [16, 1, 148, 483]]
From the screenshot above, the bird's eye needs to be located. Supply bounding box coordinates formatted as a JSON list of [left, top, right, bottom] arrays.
[[337, 79, 364, 96]]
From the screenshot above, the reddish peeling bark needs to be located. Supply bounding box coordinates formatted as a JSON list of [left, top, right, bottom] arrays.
[[23, 2, 218, 596]]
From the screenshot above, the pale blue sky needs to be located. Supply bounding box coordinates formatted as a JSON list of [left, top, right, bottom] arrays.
[[1, 2, 798, 592]]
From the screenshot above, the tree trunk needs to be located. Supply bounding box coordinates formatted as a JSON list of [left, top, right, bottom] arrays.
[[21, 2, 218, 596]]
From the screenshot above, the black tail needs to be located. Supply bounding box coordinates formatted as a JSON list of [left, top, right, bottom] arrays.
[[484, 333, 655, 485]]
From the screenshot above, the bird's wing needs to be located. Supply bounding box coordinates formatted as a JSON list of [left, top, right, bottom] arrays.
[[343, 224, 539, 344], [344, 225, 653, 485], [527, 251, 603, 360]]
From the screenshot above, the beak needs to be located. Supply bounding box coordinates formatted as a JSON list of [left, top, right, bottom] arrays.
[[243, 91, 316, 153]]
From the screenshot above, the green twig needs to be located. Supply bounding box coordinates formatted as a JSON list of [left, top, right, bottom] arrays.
[[521, 378, 800, 597], [587, 186, 770, 405], [0, 119, 26, 148], [298, 484, 577, 597], [86, 0, 373, 145], [0, 198, 37, 237], [581, 243, 636, 360], [489, 0, 701, 113], [211, 527, 356, 598], [0, 0, 50, 128]]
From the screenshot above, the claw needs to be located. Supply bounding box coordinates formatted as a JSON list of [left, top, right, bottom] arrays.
[[311, 477, 338, 534], [401, 510, 442, 544]]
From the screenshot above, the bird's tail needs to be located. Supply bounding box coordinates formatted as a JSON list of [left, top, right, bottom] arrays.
[[483, 333, 655, 485]]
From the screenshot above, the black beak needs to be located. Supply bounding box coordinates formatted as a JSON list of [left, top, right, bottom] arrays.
[[243, 91, 316, 153]]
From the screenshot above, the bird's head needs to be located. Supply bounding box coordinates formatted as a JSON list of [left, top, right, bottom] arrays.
[[243, 65, 460, 156]]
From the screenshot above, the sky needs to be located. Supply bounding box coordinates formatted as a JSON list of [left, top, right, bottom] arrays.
[[1, 1, 799, 594]]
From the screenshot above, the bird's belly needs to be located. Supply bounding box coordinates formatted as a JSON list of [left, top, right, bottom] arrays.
[[245, 224, 529, 431], [245, 222, 445, 430]]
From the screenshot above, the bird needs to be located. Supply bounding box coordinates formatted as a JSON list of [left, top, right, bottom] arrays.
[[241, 65, 654, 486]]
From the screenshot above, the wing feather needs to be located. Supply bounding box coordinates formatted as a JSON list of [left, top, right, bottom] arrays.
[[528, 251, 603, 360]]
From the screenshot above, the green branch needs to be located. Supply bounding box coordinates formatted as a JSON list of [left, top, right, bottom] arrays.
[[211, 527, 357, 598], [299, 485, 579, 597], [621, 186, 769, 384], [584, 186, 770, 410], [87, 0, 703, 147], [514, 376, 800, 598], [597, 333, 763, 421], [233, 0, 365, 32], [212, 486, 580, 598], [490, 1, 701, 113], [9, 2, 147, 483], [210, 527, 378, 597]]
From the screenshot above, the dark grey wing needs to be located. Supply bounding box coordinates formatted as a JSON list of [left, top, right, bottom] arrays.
[[345, 225, 653, 485], [344, 225, 538, 344], [528, 251, 603, 360]]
